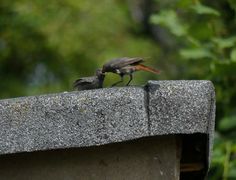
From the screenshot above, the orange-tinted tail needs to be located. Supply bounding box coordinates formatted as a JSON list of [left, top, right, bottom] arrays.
[[135, 64, 161, 74]]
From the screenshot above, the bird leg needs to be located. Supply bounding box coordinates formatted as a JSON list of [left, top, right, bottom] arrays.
[[126, 74, 133, 86], [111, 75, 124, 87]]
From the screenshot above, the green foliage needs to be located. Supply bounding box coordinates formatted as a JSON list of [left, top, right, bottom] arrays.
[[151, 0, 236, 179], [180, 48, 214, 59], [150, 10, 188, 36], [219, 116, 236, 132], [0, 0, 162, 98], [191, 2, 220, 16]]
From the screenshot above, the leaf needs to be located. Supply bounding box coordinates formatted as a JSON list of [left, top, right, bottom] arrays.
[[212, 147, 225, 164], [192, 3, 220, 16], [228, 159, 236, 178], [228, 0, 236, 11], [211, 61, 236, 76], [176, 0, 193, 8], [219, 115, 236, 132], [230, 49, 236, 62], [212, 37, 236, 49], [150, 10, 188, 36], [179, 48, 213, 59]]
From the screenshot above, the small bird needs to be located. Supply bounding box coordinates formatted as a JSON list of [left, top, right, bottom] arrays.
[[73, 69, 105, 90], [102, 57, 161, 86]]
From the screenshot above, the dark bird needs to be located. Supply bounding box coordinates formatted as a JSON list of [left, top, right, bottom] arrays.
[[73, 69, 105, 90], [102, 57, 161, 86]]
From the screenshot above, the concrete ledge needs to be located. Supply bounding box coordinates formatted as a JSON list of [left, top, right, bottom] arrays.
[[0, 80, 215, 156], [0, 87, 148, 154], [147, 80, 215, 135]]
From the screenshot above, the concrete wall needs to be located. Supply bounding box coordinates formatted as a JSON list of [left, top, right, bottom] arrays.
[[0, 136, 179, 180]]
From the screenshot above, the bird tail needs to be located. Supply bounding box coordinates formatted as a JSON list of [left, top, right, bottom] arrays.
[[135, 64, 161, 74]]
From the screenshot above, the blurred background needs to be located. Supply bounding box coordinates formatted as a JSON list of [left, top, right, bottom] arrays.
[[0, 0, 236, 179]]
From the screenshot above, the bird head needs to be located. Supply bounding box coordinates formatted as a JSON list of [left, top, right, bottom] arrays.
[[96, 68, 105, 80]]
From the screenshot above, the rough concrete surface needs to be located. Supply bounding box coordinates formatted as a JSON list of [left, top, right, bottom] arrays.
[[147, 80, 215, 135], [0, 87, 148, 154], [0, 81, 215, 155], [147, 80, 215, 172]]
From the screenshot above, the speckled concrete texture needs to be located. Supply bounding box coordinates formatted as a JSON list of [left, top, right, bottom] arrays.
[[147, 80, 215, 135], [0, 87, 148, 155], [0, 81, 215, 156], [147, 80, 215, 171]]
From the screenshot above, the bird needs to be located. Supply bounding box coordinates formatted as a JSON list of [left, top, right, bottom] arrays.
[[73, 69, 105, 90], [102, 57, 161, 86]]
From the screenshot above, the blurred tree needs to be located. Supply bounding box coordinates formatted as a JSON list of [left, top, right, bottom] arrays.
[[0, 1, 67, 97], [150, 0, 236, 179], [0, 0, 166, 99]]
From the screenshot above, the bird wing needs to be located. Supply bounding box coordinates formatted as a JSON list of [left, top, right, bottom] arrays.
[[73, 76, 96, 88], [103, 57, 144, 71]]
